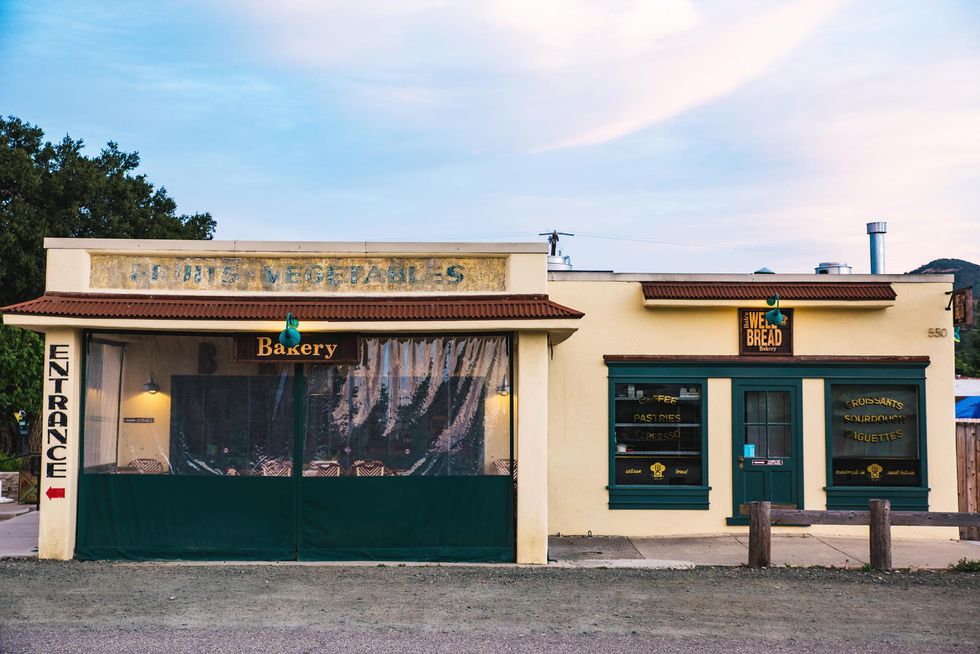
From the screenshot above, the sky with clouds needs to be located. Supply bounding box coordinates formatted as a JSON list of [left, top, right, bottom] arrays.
[[1, 0, 978, 273]]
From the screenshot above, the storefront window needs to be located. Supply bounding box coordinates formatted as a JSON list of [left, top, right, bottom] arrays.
[[606, 372, 708, 509], [828, 383, 921, 487], [303, 335, 511, 477], [82, 334, 294, 475], [170, 372, 294, 475], [82, 333, 511, 478], [611, 382, 706, 489]]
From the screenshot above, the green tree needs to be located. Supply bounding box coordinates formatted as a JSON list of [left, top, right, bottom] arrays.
[[0, 325, 43, 458], [0, 115, 216, 453], [957, 326, 980, 377]]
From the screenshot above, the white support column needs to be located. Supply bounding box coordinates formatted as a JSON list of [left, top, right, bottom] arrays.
[[38, 328, 83, 560], [515, 332, 549, 564], [801, 378, 826, 511]]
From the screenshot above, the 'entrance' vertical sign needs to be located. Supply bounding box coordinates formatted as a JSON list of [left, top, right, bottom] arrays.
[[38, 332, 77, 560], [44, 343, 71, 484]]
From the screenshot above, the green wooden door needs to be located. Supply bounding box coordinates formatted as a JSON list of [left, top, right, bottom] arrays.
[[731, 381, 803, 520]]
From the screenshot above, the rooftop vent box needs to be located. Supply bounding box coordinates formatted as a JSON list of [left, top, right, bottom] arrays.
[[815, 262, 852, 275], [547, 255, 572, 271]]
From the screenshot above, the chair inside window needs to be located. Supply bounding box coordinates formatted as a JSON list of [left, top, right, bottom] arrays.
[[351, 459, 386, 477], [259, 459, 293, 477], [308, 460, 343, 477], [492, 458, 517, 479], [128, 458, 164, 474]]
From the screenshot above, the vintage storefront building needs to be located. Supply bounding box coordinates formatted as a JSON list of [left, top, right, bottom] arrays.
[[0, 239, 958, 563]]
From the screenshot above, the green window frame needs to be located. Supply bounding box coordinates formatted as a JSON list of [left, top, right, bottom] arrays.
[[824, 377, 928, 511], [606, 369, 709, 510]]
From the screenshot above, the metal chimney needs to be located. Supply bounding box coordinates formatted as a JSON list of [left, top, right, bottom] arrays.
[[867, 222, 887, 274]]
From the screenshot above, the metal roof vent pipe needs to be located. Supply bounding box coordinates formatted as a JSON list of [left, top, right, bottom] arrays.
[[542, 229, 573, 271], [815, 262, 852, 274], [547, 254, 573, 271], [867, 221, 887, 274]]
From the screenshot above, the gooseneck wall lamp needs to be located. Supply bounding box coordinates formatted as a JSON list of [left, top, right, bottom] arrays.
[[142, 373, 160, 395], [764, 294, 787, 327], [279, 312, 301, 348]]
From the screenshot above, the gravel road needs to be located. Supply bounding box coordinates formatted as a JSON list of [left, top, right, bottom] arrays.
[[1, 561, 978, 653]]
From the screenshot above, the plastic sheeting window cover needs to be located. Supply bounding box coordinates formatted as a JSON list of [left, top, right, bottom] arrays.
[[81, 333, 512, 477]]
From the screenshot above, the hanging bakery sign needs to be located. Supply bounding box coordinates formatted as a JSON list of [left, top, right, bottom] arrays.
[[739, 308, 793, 356], [234, 333, 359, 363], [951, 287, 974, 328]]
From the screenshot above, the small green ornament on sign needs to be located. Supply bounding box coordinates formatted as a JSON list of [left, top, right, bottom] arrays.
[[279, 312, 301, 348]]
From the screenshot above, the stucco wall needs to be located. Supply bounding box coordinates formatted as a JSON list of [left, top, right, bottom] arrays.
[[546, 278, 957, 539]]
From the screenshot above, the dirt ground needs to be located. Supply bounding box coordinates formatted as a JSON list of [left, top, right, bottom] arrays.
[[1, 561, 978, 653]]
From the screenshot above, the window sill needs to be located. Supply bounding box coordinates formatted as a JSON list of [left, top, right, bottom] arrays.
[[724, 515, 809, 527], [825, 486, 929, 511], [608, 486, 709, 510]]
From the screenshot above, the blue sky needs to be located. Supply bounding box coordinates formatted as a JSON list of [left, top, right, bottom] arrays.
[[1, 0, 978, 273]]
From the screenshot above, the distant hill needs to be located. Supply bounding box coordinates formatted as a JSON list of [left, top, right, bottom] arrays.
[[908, 258, 980, 292]]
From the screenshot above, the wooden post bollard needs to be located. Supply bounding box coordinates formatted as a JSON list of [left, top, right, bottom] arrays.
[[869, 499, 892, 572], [748, 501, 771, 568]]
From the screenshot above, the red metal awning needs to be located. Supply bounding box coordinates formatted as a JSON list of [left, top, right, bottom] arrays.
[[0, 292, 585, 322], [641, 282, 896, 301]]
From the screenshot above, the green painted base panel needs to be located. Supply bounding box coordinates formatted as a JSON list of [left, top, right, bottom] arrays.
[[76, 475, 294, 561], [826, 487, 929, 512], [608, 487, 709, 510], [76, 474, 514, 562], [299, 476, 514, 562]]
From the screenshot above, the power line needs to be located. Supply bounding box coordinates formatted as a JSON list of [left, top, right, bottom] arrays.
[[573, 231, 820, 255], [370, 229, 819, 256]]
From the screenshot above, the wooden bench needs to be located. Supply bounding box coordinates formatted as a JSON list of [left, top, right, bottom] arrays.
[[747, 500, 980, 571]]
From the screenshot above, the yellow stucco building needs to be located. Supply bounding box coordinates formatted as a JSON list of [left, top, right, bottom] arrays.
[[1, 239, 958, 563]]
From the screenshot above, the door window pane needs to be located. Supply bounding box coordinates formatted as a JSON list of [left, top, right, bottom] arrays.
[[744, 391, 791, 458], [767, 425, 791, 458], [767, 392, 790, 424], [745, 391, 764, 424], [745, 425, 764, 453]]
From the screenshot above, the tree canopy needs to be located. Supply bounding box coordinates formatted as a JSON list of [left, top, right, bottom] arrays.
[[0, 115, 215, 308], [0, 115, 216, 453]]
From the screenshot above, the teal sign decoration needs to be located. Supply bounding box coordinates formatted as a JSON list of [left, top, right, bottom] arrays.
[[279, 313, 301, 348]]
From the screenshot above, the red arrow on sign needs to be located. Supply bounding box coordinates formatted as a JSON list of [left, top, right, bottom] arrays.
[[45, 487, 65, 500]]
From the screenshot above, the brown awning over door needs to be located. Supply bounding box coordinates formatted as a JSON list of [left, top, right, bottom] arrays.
[[641, 282, 896, 301]]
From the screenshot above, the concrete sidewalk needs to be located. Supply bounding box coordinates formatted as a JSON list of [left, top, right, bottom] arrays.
[[548, 534, 980, 569], [0, 506, 38, 559], [4, 510, 979, 567]]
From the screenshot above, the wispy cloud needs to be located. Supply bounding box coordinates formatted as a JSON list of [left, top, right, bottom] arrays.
[[536, 0, 849, 150], [216, 0, 849, 151], [8, 0, 974, 274]]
